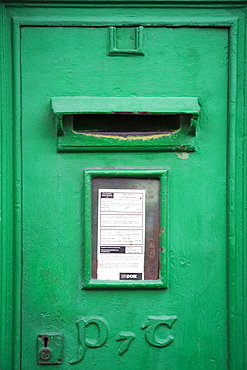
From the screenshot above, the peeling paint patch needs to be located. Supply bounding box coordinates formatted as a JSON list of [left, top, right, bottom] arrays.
[[175, 152, 190, 160]]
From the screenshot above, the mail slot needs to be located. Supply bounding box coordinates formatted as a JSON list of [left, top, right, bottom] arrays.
[[72, 112, 181, 135], [52, 96, 200, 152]]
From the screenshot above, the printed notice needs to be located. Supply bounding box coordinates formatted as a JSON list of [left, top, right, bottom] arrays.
[[97, 189, 145, 281]]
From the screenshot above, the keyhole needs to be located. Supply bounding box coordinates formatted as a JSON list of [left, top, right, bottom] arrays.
[[43, 336, 49, 347]]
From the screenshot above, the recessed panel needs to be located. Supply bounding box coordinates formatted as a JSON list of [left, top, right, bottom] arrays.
[[83, 169, 168, 288]]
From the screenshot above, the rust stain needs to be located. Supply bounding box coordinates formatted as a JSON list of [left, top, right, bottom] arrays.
[[112, 111, 134, 114], [111, 111, 167, 115]]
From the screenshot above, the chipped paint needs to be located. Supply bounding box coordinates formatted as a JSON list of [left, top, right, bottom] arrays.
[[82, 130, 179, 141], [175, 152, 190, 160]]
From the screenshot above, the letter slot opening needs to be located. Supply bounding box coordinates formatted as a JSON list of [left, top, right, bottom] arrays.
[[72, 113, 188, 137]]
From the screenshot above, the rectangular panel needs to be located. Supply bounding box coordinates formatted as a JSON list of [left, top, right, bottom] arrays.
[[20, 24, 229, 369], [83, 169, 168, 288]]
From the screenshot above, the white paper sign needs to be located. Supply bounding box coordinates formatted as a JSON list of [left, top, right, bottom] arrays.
[[97, 189, 145, 281]]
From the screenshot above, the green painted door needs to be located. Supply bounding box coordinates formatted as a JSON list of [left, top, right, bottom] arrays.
[[21, 25, 228, 368]]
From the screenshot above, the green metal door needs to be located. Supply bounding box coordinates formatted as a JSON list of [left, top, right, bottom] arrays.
[[21, 25, 228, 368]]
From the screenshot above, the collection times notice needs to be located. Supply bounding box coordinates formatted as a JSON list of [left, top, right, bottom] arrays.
[[97, 189, 145, 281]]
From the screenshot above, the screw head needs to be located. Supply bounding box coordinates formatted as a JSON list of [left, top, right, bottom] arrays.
[[39, 348, 52, 361]]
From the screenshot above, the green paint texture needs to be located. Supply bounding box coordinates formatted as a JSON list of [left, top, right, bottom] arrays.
[[0, 1, 246, 369]]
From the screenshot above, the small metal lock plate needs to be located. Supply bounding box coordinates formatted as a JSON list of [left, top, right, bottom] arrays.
[[37, 333, 63, 365]]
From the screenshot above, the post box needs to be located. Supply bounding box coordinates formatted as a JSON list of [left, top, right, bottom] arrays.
[[0, 0, 246, 369]]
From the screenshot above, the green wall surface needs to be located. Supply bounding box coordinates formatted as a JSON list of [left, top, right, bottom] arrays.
[[0, 1, 246, 369]]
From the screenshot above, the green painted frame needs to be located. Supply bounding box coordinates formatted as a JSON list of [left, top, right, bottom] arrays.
[[0, 3, 246, 369], [83, 168, 168, 289]]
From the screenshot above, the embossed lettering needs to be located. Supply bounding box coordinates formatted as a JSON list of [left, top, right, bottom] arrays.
[[142, 316, 177, 347], [69, 317, 108, 364], [85, 318, 108, 348], [69, 314, 177, 364], [116, 332, 135, 355]]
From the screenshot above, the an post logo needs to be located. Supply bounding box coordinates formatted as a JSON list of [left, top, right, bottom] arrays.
[[120, 273, 142, 280]]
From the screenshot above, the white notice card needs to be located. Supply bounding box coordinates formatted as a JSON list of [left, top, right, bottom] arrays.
[[97, 189, 145, 281]]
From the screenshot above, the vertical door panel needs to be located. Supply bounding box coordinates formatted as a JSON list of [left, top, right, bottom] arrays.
[[21, 26, 228, 369]]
